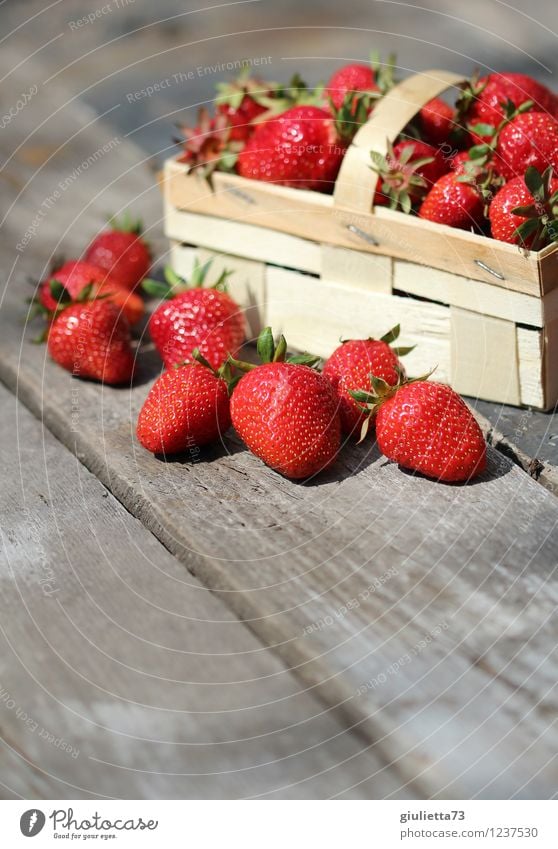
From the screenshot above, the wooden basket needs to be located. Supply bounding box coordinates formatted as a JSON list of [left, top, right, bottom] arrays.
[[162, 68, 558, 410]]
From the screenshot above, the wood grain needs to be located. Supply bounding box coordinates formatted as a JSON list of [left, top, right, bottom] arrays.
[[0, 388, 406, 800], [3, 48, 558, 801]]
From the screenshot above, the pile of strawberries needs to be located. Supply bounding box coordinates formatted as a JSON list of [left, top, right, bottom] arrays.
[[31, 224, 486, 484], [178, 59, 558, 249]]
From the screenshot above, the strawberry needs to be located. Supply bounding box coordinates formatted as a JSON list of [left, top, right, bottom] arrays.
[[372, 139, 449, 211], [215, 70, 270, 142], [322, 326, 411, 436], [418, 97, 456, 145], [493, 111, 558, 180], [458, 72, 558, 142], [230, 328, 340, 479], [236, 105, 345, 192], [177, 107, 244, 178], [326, 63, 379, 111], [353, 376, 486, 482], [144, 261, 245, 371], [46, 285, 134, 385], [84, 213, 151, 290], [489, 166, 558, 248], [38, 260, 144, 326], [136, 359, 231, 455], [418, 171, 484, 229]]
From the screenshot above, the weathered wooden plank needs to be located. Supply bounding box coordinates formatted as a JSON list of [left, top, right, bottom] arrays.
[[3, 51, 558, 800], [0, 383, 405, 800]]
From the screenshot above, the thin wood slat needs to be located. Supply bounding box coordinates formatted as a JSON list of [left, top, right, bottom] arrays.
[[450, 308, 521, 406]]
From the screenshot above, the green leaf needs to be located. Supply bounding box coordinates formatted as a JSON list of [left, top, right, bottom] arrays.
[[511, 204, 539, 217], [191, 347, 216, 373], [191, 257, 214, 287], [349, 389, 375, 403], [76, 282, 94, 302], [370, 374, 390, 395], [524, 166, 544, 200], [286, 353, 321, 367], [400, 191, 412, 215], [163, 265, 185, 288], [257, 326, 275, 363], [392, 345, 415, 357], [49, 279, 72, 304], [513, 217, 540, 244], [467, 122, 495, 137], [142, 278, 173, 299], [380, 324, 400, 344], [468, 144, 490, 160], [273, 334, 287, 362]]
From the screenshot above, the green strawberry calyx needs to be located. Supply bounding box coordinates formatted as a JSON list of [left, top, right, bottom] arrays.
[[226, 326, 320, 386], [349, 365, 436, 443], [511, 165, 558, 251], [339, 324, 415, 356], [370, 141, 435, 213], [142, 259, 232, 300], [107, 210, 144, 235]]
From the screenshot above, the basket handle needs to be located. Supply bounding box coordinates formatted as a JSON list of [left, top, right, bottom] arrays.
[[333, 69, 466, 213]]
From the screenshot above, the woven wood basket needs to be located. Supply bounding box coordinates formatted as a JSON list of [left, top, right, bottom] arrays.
[[162, 69, 558, 409]]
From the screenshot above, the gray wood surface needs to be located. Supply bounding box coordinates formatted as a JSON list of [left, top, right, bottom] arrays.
[[1, 49, 558, 800], [0, 382, 406, 800]]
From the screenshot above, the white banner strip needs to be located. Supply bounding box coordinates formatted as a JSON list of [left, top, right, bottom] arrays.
[[0, 800, 556, 847]]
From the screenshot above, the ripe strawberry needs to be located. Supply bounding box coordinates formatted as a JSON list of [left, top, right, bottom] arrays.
[[354, 377, 486, 482], [230, 328, 340, 479], [236, 105, 345, 192], [326, 63, 379, 111], [145, 261, 245, 371], [322, 326, 411, 436], [459, 72, 558, 142], [493, 111, 558, 180], [177, 107, 244, 178], [46, 288, 134, 385], [418, 171, 484, 229], [489, 166, 558, 248], [84, 213, 151, 290], [418, 97, 456, 145], [372, 139, 449, 211], [38, 260, 144, 326], [215, 71, 270, 142], [136, 360, 231, 455]]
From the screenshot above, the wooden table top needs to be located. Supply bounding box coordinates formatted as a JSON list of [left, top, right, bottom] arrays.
[[1, 7, 558, 798]]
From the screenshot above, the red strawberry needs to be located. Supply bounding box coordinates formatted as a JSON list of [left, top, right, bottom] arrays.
[[322, 326, 410, 436], [489, 166, 558, 248], [136, 361, 231, 455], [230, 328, 340, 479], [236, 105, 345, 192], [217, 94, 268, 141], [372, 139, 449, 210], [84, 213, 151, 290], [47, 294, 134, 385], [418, 97, 456, 145], [355, 377, 486, 482], [177, 107, 244, 179], [215, 71, 270, 142], [418, 171, 484, 229], [461, 72, 558, 141], [145, 261, 245, 371], [493, 111, 558, 180], [326, 63, 378, 111], [38, 260, 144, 326]]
